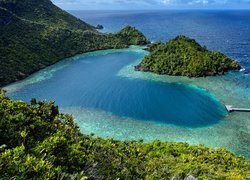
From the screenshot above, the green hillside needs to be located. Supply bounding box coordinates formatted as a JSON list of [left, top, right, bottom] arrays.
[[0, 0, 94, 30], [0, 90, 249, 179], [135, 36, 241, 77], [0, 0, 149, 86]]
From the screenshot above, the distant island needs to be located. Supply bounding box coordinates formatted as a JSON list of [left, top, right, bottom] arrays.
[[135, 36, 241, 77], [0, 0, 149, 87], [1, 0, 250, 179], [95, 24, 104, 30]]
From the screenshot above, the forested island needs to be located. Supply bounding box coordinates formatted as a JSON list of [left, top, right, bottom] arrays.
[[0, 90, 249, 179], [135, 36, 241, 77], [0, 0, 149, 87]]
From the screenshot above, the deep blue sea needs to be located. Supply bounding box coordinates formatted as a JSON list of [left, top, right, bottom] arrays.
[[4, 10, 250, 158], [71, 10, 250, 71]]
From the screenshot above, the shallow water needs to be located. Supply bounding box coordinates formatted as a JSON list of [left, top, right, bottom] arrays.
[[72, 10, 250, 70], [4, 10, 250, 158], [4, 46, 250, 159], [4, 47, 225, 128]]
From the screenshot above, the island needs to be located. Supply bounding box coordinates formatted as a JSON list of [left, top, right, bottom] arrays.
[[0, 0, 149, 87], [135, 36, 241, 77]]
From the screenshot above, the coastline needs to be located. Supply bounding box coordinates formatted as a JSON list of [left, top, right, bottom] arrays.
[[3, 46, 146, 93], [4, 46, 250, 159], [119, 57, 250, 108], [118, 50, 250, 159], [0, 45, 142, 88], [1, 2, 250, 178]]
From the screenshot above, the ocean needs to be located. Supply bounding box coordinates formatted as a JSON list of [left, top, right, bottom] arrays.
[[4, 10, 250, 158]]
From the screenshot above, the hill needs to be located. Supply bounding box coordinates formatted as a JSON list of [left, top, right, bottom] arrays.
[[0, 90, 249, 179], [135, 36, 241, 77], [0, 0, 94, 30], [0, 0, 149, 86]]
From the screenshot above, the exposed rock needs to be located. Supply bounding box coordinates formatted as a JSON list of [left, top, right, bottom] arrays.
[[96, 24, 104, 29]]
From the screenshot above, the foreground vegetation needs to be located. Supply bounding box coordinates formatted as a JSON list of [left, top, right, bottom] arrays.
[[0, 90, 249, 179], [0, 0, 149, 86], [1, 1, 249, 178], [135, 36, 241, 77]]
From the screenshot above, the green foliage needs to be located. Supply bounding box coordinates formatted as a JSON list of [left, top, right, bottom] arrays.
[[0, 91, 78, 149], [0, 145, 61, 179], [0, 0, 149, 86], [136, 36, 241, 77], [114, 25, 150, 46], [0, 90, 249, 179]]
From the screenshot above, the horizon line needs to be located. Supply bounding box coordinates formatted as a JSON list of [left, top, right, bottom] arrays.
[[65, 8, 250, 11]]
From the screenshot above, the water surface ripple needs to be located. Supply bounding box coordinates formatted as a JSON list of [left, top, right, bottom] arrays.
[[5, 48, 226, 128]]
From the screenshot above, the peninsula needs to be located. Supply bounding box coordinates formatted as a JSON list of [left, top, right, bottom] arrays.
[[0, 0, 149, 87], [135, 36, 241, 77]]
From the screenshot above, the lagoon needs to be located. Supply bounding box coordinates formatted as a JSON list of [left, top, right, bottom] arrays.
[[5, 47, 226, 128], [4, 10, 250, 158], [4, 46, 249, 159]]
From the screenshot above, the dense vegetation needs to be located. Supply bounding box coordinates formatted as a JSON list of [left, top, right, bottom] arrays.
[[135, 36, 241, 77], [0, 90, 249, 179], [1, 1, 249, 179], [0, 0, 149, 87]]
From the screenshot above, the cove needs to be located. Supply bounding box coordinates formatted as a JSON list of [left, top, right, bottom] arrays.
[[4, 47, 226, 128]]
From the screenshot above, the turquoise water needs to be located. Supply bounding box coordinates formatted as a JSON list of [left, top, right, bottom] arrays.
[[4, 46, 249, 159], [4, 10, 250, 158], [72, 10, 250, 70], [5, 47, 225, 128]]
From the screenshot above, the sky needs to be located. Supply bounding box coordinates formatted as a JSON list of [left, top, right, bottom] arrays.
[[52, 0, 250, 10]]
